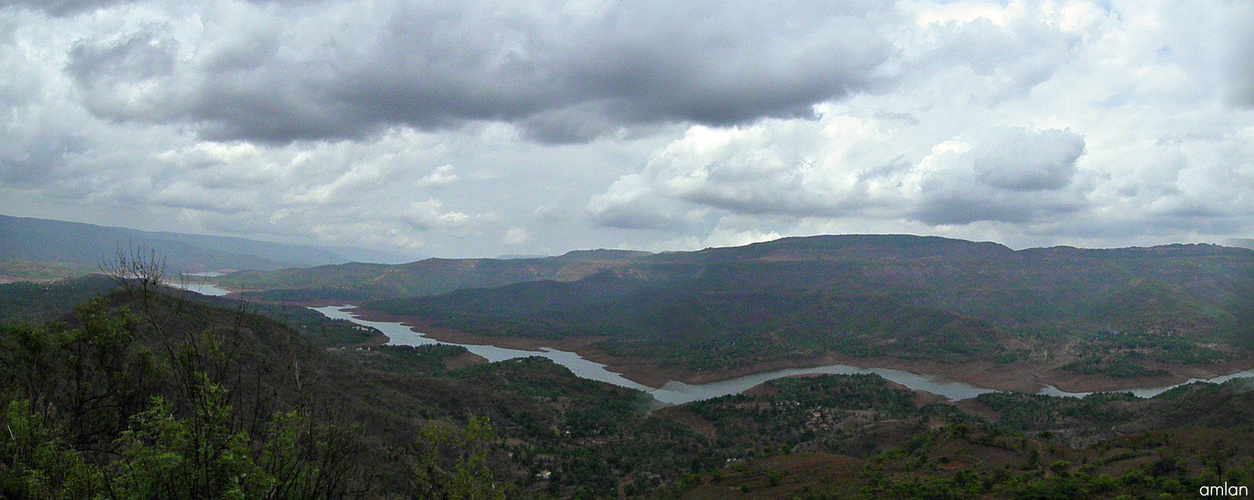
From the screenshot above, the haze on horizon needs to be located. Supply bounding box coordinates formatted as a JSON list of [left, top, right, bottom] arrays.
[[1, 0, 1252, 258]]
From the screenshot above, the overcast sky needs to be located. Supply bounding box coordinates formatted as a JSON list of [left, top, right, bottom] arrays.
[[1, 0, 1251, 258]]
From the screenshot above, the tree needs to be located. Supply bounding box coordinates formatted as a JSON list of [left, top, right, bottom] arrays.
[[402, 417, 505, 500], [101, 245, 167, 304], [1, 249, 370, 498]]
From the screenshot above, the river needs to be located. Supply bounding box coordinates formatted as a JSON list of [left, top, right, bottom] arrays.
[[168, 281, 232, 296], [311, 305, 1254, 406]]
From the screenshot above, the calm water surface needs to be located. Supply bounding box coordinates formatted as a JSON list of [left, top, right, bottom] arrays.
[[168, 281, 231, 296], [314, 306, 657, 394], [312, 305, 1254, 406]]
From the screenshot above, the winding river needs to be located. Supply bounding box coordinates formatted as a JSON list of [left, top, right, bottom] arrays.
[[312, 305, 1254, 406], [168, 273, 232, 297], [171, 282, 233, 296]]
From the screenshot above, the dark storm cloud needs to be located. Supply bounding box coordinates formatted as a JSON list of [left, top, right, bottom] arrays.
[[1, 0, 135, 17], [2, 0, 322, 17], [62, 1, 898, 144], [518, 105, 617, 144], [561, 4, 889, 125], [11, 0, 1254, 256], [191, 75, 369, 143]]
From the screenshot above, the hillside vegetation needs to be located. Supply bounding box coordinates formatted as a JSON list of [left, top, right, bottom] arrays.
[[219, 249, 653, 301], [336, 236, 1254, 376], [3, 275, 1254, 498]]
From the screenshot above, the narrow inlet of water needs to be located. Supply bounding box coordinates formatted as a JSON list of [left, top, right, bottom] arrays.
[[312, 305, 1254, 406]]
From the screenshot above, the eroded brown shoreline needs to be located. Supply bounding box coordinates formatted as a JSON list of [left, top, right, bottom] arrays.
[[326, 304, 1254, 396]]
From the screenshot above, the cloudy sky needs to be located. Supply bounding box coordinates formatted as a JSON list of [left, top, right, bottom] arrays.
[[1, 0, 1252, 258]]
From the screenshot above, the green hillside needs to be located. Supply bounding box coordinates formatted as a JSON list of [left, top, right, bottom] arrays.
[[0, 259, 89, 282], [220, 249, 657, 301], [3, 275, 1254, 498], [353, 235, 1253, 374]]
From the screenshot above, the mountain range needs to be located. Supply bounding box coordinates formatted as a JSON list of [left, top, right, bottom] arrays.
[[0, 214, 422, 273], [217, 234, 1254, 381], [4, 232, 1254, 498]]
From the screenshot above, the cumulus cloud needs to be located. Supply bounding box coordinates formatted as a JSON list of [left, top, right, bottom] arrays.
[[418, 165, 458, 188], [4, 0, 1254, 257], [590, 122, 1090, 230], [907, 128, 1088, 225], [398, 199, 478, 231], [502, 227, 530, 246], [151, 181, 256, 214]]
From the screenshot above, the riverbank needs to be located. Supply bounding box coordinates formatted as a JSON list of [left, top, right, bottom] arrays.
[[331, 305, 1254, 396], [328, 305, 675, 385]]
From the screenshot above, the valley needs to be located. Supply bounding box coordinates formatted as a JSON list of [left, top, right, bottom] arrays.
[[8, 2, 1253, 497], [219, 235, 1254, 396], [316, 303, 1254, 405], [3, 234, 1254, 499]]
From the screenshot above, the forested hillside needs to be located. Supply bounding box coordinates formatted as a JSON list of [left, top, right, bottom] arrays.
[[219, 249, 654, 301], [4, 272, 1254, 498], [347, 236, 1254, 378]]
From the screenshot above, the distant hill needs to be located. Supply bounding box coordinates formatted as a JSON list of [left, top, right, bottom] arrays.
[[300, 234, 1254, 375], [5, 256, 1254, 498], [1230, 238, 1254, 250], [2, 273, 781, 498], [219, 247, 659, 301], [233, 235, 1254, 335], [0, 214, 422, 272]]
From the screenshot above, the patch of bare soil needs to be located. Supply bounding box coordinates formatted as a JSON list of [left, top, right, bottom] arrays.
[[443, 351, 488, 370], [656, 407, 718, 442], [354, 333, 390, 347]]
